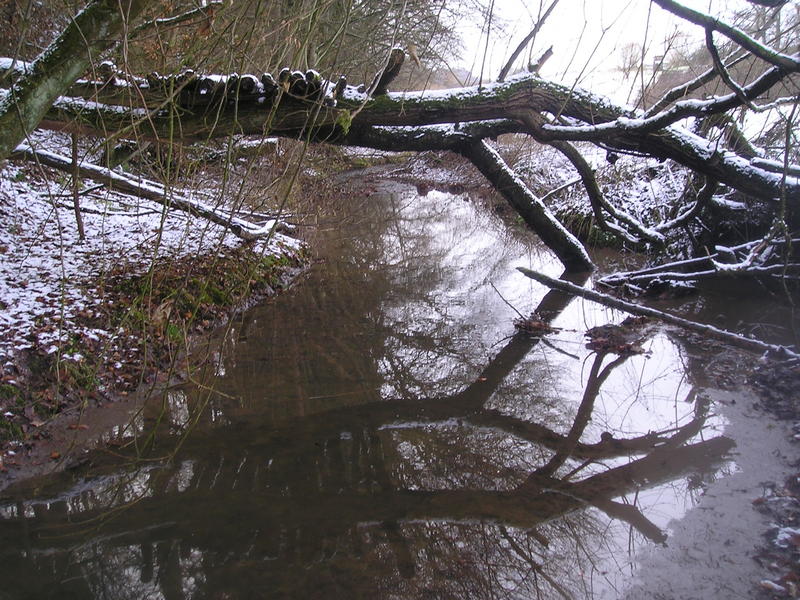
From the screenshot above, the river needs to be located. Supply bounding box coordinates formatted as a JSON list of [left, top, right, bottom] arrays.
[[0, 181, 794, 599]]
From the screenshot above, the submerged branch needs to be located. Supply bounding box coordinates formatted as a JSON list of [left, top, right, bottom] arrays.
[[517, 267, 799, 358]]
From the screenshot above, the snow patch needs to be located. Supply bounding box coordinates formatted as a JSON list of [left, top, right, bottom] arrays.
[[0, 158, 300, 368]]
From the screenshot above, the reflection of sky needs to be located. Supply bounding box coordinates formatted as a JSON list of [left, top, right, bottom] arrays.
[[0, 187, 733, 600], [369, 189, 730, 596], [376, 189, 726, 440]]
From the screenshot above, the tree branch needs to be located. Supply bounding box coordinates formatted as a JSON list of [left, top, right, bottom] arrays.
[[12, 144, 289, 241], [548, 139, 664, 246], [705, 29, 758, 111], [654, 176, 717, 232], [130, 1, 224, 38], [0, 0, 154, 160], [496, 0, 559, 82], [517, 266, 800, 358], [458, 139, 594, 272], [644, 51, 748, 117], [651, 0, 800, 71], [6, 62, 798, 203]]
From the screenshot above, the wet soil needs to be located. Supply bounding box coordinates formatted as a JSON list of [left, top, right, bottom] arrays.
[[623, 386, 797, 600]]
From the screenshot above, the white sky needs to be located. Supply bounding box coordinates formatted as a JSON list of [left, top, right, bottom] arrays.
[[456, 0, 771, 101]]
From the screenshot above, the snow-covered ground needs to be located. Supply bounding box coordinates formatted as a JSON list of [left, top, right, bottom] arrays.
[[0, 159, 300, 392]]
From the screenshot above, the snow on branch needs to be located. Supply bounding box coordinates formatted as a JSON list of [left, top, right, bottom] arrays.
[[598, 236, 799, 287], [644, 52, 748, 117], [518, 266, 800, 359], [8, 58, 798, 203], [548, 140, 665, 246], [651, 0, 800, 72], [11, 144, 290, 241], [654, 177, 717, 232]]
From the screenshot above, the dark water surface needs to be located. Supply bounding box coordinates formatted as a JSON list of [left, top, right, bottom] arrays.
[[0, 184, 747, 599]]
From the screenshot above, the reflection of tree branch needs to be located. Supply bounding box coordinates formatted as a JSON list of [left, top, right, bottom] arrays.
[[535, 352, 628, 478], [382, 520, 416, 579], [0, 436, 732, 553], [498, 525, 573, 600], [467, 404, 705, 461], [124, 271, 588, 462], [592, 498, 667, 544]]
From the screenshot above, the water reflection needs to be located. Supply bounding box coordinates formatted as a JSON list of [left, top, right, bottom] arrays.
[[0, 187, 731, 599]]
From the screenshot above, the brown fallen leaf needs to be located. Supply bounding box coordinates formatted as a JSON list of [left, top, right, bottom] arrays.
[[67, 424, 89, 430], [50, 451, 61, 460]]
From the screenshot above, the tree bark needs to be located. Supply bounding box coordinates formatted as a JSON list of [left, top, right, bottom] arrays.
[[9, 67, 796, 204], [0, 0, 154, 160], [460, 140, 593, 272], [517, 266, 800, 358]]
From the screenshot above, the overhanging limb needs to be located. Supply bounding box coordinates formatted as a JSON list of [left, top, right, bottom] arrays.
[[460, 140, 594, 273]]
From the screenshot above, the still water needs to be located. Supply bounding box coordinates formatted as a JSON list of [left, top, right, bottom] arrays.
[[0, 184, 735, 599]]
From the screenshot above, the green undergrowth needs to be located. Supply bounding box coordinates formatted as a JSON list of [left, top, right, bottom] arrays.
[[554, 210, 625, 249], [0, 245, 305, 447]]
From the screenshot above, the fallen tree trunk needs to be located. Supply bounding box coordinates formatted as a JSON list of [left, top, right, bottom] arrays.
[[3, 37, 798, 276], [4, 59, 796, 204], [517, 266, 800, 358], [461, 140, 593, 272], [12, 144, 287, 241]]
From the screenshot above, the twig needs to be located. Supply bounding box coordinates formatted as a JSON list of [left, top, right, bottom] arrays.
[[496, 0, 559, 82], [540, 176, 581, 202], [489, 281, 527, 320], [70, 133, 85, 241], [52, 183, 105, 197], [705, 29, 757, 112]]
